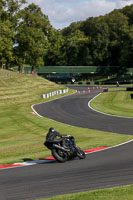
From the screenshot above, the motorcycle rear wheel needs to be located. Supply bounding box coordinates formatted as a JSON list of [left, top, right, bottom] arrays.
[[76, 147, 86, 159], [52, 148, 68, 163]]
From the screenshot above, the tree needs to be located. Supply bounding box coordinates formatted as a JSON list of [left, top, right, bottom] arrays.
[[80, 16, 110, 66], [0, 19, 14, 68], [121, 4, 133, 25], [44, 29, 66, 66], [0, 0, 26, 26], [0, 0, 26, 68], [14, 3, 51, 71], [63, 29, 89, 66], [104, 10, 129, 67], [119, 26, 133, 68]]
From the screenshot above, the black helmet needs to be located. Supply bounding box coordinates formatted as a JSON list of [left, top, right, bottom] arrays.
[[49, 127, 55, 133]]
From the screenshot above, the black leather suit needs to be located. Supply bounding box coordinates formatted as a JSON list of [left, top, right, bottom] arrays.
[[46, 130, 63, 143]]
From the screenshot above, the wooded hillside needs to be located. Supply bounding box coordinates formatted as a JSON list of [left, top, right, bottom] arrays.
[[0, 1, 133, 74]]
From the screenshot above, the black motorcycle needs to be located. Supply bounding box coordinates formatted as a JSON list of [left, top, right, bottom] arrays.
[[44, 135, 86, 163]]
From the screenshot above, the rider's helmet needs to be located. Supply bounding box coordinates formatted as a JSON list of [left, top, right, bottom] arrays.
[[49, 127, 55, 133]]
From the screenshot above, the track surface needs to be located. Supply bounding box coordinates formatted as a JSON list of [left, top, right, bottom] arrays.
[[1, 86, 133, 200], [33, 86, 133, 135]]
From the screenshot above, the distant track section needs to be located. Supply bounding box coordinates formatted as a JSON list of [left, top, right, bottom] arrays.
[[33, 86, 133, 135]]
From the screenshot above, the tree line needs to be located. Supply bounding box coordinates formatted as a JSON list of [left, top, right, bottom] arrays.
[[0, 0, 133, 74]]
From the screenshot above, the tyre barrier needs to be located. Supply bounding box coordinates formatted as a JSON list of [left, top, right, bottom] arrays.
[[126, 87, 133, 91], [42, 88, 69, 99], [103, 88, 108, 92]]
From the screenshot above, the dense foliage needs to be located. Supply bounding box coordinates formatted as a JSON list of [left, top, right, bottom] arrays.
[[0, 1, 133, 72], [60, 7, 133, 72]]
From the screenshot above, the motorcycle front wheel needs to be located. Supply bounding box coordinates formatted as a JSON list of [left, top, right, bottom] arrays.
[[76, 147, 86, 159], [52, 148, 68, 163]]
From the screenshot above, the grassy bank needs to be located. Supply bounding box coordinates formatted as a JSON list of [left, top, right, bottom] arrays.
[[90, 90, 133, 117], [38, 185, 133, 200], [0, 69, 133, 165], [0, 69, 73, 164]]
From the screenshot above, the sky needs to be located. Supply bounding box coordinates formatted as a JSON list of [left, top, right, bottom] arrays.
[[26, 0, 133, 29]]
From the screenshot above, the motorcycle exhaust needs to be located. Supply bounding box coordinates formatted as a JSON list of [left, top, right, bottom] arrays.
[[53, 144, 70, 152]]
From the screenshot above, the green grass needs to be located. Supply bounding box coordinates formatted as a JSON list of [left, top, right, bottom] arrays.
[[0, 69, 74, 164], [0, 69, 133, 165], [108, 87, 126, 91], [37, 185, 133, 200], [90, 90, 133, 117], [1, 70, 133, 199]]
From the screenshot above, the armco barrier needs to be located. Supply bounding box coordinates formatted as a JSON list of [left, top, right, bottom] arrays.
[[42, 88, 69, 99]]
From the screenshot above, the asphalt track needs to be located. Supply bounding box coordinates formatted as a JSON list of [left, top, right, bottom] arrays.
[[33, 86, 133, 135], [1, 86, 133, 200]]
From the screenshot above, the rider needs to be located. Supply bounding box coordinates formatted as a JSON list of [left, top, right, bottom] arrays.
[[44, 127, 76, 149], [44, 128, 65, 149], [46, 127, 63, 144]]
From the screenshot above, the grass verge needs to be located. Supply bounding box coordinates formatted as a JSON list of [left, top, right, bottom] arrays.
[[37, 185, 133, 200], [90, 90, 133, 117], [0, 69, 133, 165]]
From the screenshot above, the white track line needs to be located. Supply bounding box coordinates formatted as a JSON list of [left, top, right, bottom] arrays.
[[89, 139, 133, 154]]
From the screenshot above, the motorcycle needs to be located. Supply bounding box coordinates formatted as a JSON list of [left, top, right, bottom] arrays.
[[44, 135, 86, 163]]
